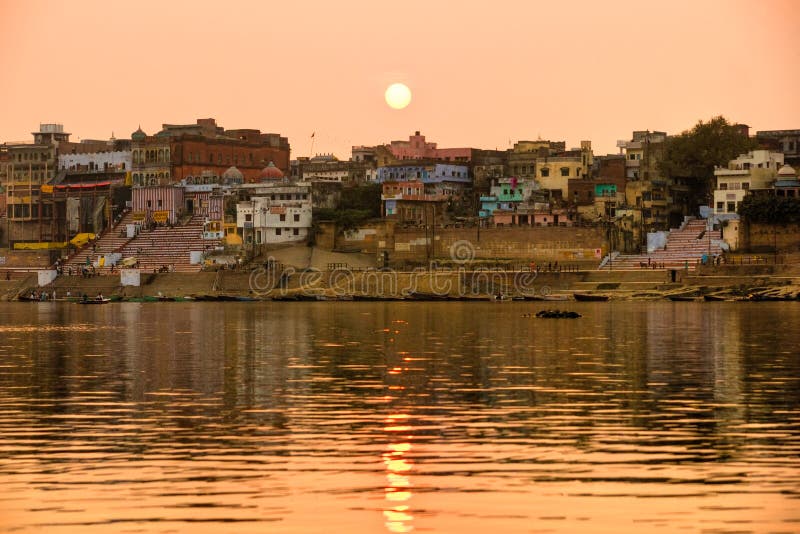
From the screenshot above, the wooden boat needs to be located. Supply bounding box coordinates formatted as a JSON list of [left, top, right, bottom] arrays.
[[573, 293, 610, 302], [703, 294, 727, 302], [668, 295, 698, 302], [78, 298, 111, 305], [406, 292, 449, 301]]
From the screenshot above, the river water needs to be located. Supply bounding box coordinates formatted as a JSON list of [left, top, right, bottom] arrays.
[[0, 302, 798, 533]]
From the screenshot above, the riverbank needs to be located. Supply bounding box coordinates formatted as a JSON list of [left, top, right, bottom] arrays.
[[9, 265, 800, 302]]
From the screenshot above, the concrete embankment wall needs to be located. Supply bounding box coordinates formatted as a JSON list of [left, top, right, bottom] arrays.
[[740, 222, 800, 253], [318, 222, 609, 266]]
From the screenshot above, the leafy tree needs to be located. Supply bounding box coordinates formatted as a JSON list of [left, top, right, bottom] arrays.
[[739, 194, 800, 225], [659, 116, 757, 207], [340, 183, 382, 218]]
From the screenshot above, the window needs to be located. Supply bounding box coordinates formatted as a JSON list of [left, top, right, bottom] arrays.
[[245, 213, 252, 222], [716, 201, 724, 211], [719, 183, 728, 190], [157, 199, 162, 208], [742, 182, 749, 190], [146, 200, 152, 208], [293, 228, 299, 236], [727, 202, 736, 213], [294, 214, 300, 222], [280, 214, 286, 221], [560, 167, 569, 177], [541, 168, 550, 177], [275, 228, 281, 235]]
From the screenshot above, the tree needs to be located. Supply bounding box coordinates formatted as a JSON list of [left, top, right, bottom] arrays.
[[739, 194, 800, 225], [659, 116, 757, 208]]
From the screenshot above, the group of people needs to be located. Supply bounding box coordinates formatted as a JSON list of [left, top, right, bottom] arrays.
[[26, 290, 58, 301], [639, 259, 666, 269], [528, 261, 579, 273]]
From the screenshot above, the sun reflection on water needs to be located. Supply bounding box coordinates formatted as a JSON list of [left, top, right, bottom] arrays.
[[383, 415, 414, 533]]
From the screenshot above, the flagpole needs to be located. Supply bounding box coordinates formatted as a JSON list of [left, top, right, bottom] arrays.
[[310, 132, 315, 158]]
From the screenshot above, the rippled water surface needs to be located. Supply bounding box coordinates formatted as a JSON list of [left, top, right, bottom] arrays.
[[0, 302, 798, 533]]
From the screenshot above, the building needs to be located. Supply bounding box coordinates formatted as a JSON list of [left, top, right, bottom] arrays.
[[535, 141, 593, 199], [236, 183, 312, 245], [4, 124, 71, 243], [290, 154, 370, 185], [756, 130, 800, 167], [381, 180, 448, 226], [479, 177, 538, 218], [507, 140, 565, 183], [130, 118, 290, 187], [387, 131, 473, 162], [619, 131, 672, 231], [712, 149, 784, 214], [568, 154, 626, 221], [774, 165, 799, 198]]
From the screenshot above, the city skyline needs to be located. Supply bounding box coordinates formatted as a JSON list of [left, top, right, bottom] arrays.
[[1, 0, 798, 158]]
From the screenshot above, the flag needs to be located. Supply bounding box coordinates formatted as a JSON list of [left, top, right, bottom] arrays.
[[311, 132, 315, 138]]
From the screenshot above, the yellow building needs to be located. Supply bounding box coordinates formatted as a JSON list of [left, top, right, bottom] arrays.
[[536, 141, 593, 199]]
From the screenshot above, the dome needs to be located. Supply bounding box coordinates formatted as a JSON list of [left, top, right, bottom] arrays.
[[222, 166, 244, 181], [259, 161, 284, 180], [777, 164, 796, 177], [131, 126, 146, 141]]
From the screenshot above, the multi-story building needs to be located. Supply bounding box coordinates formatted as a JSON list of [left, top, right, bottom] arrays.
[[236, 183, 312, 245], [4, 124, 71, 243], [130, 118, 290, 187], [535, 141, 593, 199], [568, 154, 626, 221], [290, 154, 370, 185], [712, 150, 784, 214], [381, 181, 448, 225], [507, 140, 565, 183], [479, 178, 538, 218], [620, 131, 671, 231], [386, 131, 473, 162], [756, 129, 800, 167]]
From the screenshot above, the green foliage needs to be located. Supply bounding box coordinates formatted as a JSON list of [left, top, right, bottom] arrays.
[[311, 184, 382, 235], [739, 195, 800, 225], [659, 116, 758, 204], [340, 183, 382, 218]]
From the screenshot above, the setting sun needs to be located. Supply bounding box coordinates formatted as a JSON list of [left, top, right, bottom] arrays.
[[385, 83, 412, 110]]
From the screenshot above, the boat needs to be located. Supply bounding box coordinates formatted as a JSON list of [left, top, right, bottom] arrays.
[[17, 295, 52, 302], [78, 298, 111, 305], [703, 294, 727, 302], [406, 292, 449, 301], [668, 295, 698, 302], [573, 293, 610, 302], [490, 294, 513, 302], [534, 309, 582, 319]]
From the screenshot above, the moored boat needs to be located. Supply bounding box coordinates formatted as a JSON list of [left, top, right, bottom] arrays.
[[573, 293, 610, 302], [78, 298, 111, 305], [668, 295, 698, 302]]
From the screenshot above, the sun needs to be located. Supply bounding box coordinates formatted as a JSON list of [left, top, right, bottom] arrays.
[[385, 83, 412, 110]]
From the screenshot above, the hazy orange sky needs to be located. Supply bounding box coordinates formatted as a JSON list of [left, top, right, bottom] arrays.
[[1, 0, 798, 159]]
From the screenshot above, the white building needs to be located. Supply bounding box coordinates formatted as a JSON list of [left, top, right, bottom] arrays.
[[58, 150, 131, 173], [713, 150, 784, 214], [236, 184, 312, 245]]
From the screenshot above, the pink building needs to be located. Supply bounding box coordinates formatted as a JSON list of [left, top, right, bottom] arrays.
[[388, 131, 474, 162]]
